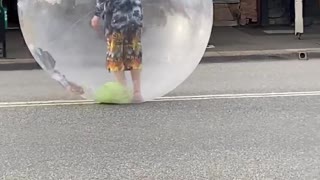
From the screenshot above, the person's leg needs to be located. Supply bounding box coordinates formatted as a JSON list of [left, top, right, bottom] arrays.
[[124, 27, 143, 102], [113, 71, 127, 86], [106, 32, 127, 86], [131, 69, 143, 102]]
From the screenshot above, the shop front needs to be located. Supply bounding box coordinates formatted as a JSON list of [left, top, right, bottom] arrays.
[[4, 0, 258, 29], [260, 0, 320, 26], [3, 0, 19, 29], [212, 0, 320, 27], [4, 0, 320, 28], [2, 0, 78, 29], [212, 0, 259, 26]]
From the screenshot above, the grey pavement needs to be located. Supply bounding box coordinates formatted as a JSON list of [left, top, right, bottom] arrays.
[[1, 96, 320, 179], [1, 60, 320, 179], [209, 25, 320, 52], [5, 30, 33, 59]]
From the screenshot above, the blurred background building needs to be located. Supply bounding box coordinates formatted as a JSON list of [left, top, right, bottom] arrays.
[[1, 0, 320, 59], [212, 0, 320, 27]]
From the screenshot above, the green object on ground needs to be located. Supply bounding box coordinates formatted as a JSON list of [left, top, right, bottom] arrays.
[[94, 82, 132, 104]]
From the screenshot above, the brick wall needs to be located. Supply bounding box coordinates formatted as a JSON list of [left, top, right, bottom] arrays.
[[213, 0, 258, 26], [213, 3, 239, 26], [239, 0, 258, 25]]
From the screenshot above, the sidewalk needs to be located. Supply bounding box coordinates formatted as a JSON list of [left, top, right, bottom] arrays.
[[205, 25, 320, 60], [1, 25, 320, 70], [4, 30, 33, 59]]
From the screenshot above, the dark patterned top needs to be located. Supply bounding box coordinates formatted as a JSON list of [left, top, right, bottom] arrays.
[[95, 0, 143, 32]]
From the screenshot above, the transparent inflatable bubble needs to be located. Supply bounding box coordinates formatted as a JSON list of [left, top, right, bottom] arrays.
[[18, 0, 213, 103]]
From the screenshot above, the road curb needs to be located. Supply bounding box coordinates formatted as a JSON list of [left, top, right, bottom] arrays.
[[202, 48, 320, 63], [1, 48, 320, 70], [203, 48, 320, 57], [0, 58, 40, 71]]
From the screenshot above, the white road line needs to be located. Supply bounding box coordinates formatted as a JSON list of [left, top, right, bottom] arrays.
[[0, 101, 95, 108], [1, 91, 320, 108], [155, 91, 320, 100]]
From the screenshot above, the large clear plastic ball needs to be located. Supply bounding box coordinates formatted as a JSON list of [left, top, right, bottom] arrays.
[[18, 0, 213, 103]]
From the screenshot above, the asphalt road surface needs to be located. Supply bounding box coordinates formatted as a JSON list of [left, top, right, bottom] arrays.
[[1, 60, 320, 179]]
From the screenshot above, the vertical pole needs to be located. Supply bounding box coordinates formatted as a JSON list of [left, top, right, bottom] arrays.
[[295, 0, 304, 38]]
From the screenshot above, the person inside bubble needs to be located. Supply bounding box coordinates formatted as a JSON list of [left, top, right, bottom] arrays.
[[91, 0, 144, 103]]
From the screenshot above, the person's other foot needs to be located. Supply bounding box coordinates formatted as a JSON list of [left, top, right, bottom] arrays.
[[132, 93, 144, 103]]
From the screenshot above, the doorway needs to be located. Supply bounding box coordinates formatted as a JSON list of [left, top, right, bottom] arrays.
[[3, 0, 19, 29]]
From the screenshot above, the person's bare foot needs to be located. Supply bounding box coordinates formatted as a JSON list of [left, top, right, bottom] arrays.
[[132, 93, 144, 103]]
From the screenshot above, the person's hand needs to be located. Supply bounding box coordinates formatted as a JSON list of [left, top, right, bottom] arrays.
[[91, 16, 100, 30]]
